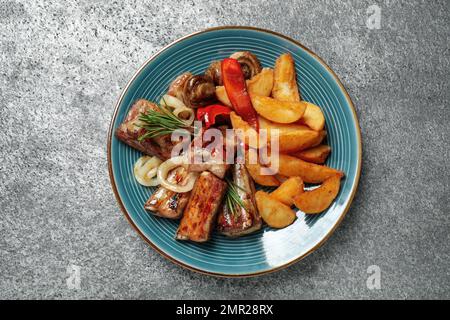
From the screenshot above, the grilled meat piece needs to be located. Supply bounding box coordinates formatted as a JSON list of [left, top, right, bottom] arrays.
[[176, 172, 227, 242], [187, 126, 230, 179], [115, 99, 175, 160], [217, 164, 262, 237], [144, 167, 191, 219]]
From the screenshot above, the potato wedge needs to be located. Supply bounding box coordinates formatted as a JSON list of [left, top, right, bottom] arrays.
[[294, 175, 342, 214], [255, 191, 296, 228], [295, 145, 331, 164], [230, 112, 267, 149], [216, 69, 273, 107], [247, 68, 274, 97], [271, 177, 304, 206], [215, 86, 232, 107], [259, 117, 319, 153], [275, 174, 290, 184], [299, 102, 325, 131], [277, 154, 344, 184], [251, 96, 306, 124], [310, 130, 327, 148], [245, 152, 280, 187], [272, 53, 301, 102]]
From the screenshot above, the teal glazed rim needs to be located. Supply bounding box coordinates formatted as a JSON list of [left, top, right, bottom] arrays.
[[107, 26, 362, 278]]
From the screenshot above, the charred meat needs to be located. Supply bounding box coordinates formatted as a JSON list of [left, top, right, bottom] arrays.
[[115, 99, 175, 160], [217, 164, 262, 237], [144, 167, 191, 219], [176, 172, 227, 242]]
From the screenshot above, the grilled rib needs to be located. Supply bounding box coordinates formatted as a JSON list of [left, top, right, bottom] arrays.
[[176, 172, 227, 242], [144, 167, 190, 219], [217, 164, 262, 237], [115, 99, 175, 160]]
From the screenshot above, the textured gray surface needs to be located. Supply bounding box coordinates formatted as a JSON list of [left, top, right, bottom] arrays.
[[0, 0, 449, 300]]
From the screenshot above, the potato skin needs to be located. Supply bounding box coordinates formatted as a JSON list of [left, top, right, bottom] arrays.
[[247, 68, 274, 97], [298, 102, 325, 131], [251, 96, 306, 124], [215, 86, 232, 107], [259, 117, 320, 153], [295, 145, 331, 164], [215, 68, 273, 107], [270, 177, 304, 206], [272, 53, 301, 102], [255, 191, 296, 229], [245, 152, 280, 187], [230, 112, 266, 149], [278, 154, 344, 184], [294, 175, 342, 214]]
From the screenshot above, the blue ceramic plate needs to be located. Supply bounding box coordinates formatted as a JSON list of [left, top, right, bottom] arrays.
[[108, 27, 362, 277]]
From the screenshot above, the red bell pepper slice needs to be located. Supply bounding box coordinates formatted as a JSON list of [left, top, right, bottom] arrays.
[[221, 58, 259, 130], [197, 104, 232, 129]]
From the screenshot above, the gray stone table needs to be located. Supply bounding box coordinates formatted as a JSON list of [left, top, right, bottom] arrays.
[[0, 0, 448, 299]]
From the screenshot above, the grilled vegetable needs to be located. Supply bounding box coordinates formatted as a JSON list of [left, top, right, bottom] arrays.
[[144, 167, 191, 219], [133, 156, 162, 187], [217, 164, 262, 237], [167, 72, 192, 101], [196, 104, 232, 129], [183, 75, 216, 108], [157, 156, 199, 193], [168, 73, 216, 108], [229, 51, 262, 80], [205, 60, 223, 85], [222, 58, 259, 130], [176, 172, 227, 242]]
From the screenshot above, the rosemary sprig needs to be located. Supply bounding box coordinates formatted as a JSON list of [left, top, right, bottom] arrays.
[[137, 103, 190, 141], [225, 178, 247, 216]]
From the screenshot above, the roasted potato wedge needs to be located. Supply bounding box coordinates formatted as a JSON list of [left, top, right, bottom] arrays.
[[259, 117, 319, 153], [294, 175, 342, 214], [215, 86, 232, 107], [245, 152, 280, 187], [271, 177, 304, 206], [255, 191, 296, 228], [251, 96, 306, 124], [216, 69, 273, 107], [298, 102, 325, 131], [272, 53, 301, 102], [230, 112, 267, 149], [275, 174, 290, 184], [247, 68, 274, 97], [295, 145, 331, 164], [277, 154, 344, 184], [310, 130, 327, 148]]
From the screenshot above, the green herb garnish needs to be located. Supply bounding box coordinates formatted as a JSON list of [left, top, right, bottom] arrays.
[[137, 103, 190, 141], [225, 178, 247, 216]]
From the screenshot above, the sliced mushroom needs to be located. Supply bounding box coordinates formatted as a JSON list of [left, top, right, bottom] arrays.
[[205, 60, 223, 86], [168, 72, 192, 102], [182, 75, 216, 108], [230, 51, 262, 79]]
